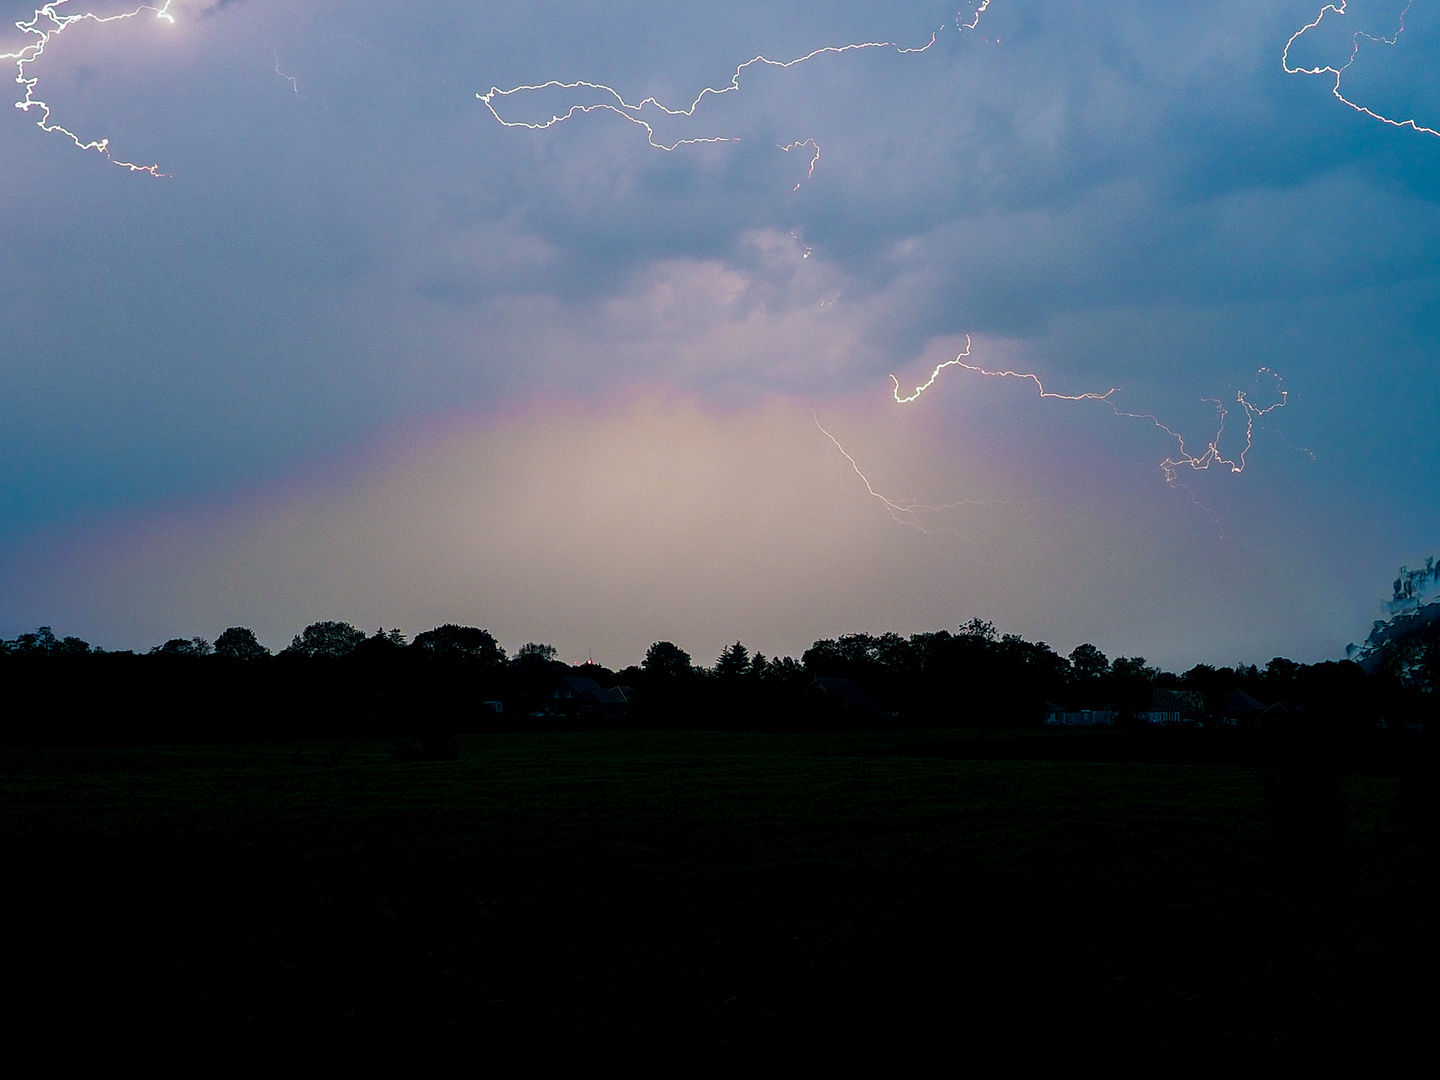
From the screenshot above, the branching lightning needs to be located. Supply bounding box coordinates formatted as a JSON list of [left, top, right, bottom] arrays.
[[814, 412, 926, 529], [812, 412, 988, 532], [888, 340, 1287, 485], [825, 341, 1289, 529], [4, 1, 177, 174], [479, 37, 943, 153], [778, 138, 820, 191], [1140, 374, 1288, 485], [475, 2, 1300, 529], [891, 334, 1118, 406], [479, 4, 993, 187], [1284, 1, 1439, 138]]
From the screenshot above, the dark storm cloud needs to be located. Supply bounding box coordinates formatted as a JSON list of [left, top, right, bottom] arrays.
[[474, 2, 1440, 318], [7, 0, 1437, 425]]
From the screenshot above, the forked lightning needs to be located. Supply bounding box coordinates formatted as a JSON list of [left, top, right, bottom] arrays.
[[4, 1, 176, 175]]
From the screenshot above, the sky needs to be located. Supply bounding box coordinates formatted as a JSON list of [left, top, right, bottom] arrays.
[[2, 0, 1438, 670]]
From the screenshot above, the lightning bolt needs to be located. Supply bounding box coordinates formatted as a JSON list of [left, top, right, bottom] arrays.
[[1284, 1, 1439, 138], [1140, 374, 1288, 484], [891, 335, 1118, 406], [479, 3, 994, 187], [956, 2, 995, 34], [4, 1, 176, 175], [778, 138, 820, 191], [270, 47, 301, 97], [812, 412, 988, 532], [828, 340, 1289, 527], [889, 340, 1287, 483], [814, 412, 926, 529]]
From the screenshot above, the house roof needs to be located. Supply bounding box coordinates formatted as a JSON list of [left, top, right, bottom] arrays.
[[1151, 689, 1191, 711], [554, 676, 630, 704], [555, 676, 603, 697], [1224, 689, 1266, 713]]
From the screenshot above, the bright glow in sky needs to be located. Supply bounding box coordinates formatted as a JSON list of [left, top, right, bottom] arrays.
[[2, 1, 1437, 669]]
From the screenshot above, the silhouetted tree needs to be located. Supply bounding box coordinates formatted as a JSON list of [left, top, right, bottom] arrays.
[[995, 635, 1069, 723], [1420, 625, 1440, 694], [353, 627, 407, 661], [801, 635, 906, 703], [412, 624, 505, 666], [643, 641, 693, 681], [285, 621, 365, 659], [1376, 618, 1440, 694], [9, 605, 1420, 744], [769, 656, 806, 683], [714, 641, 750, 680], [11, 627, 60, 657], [1069, 643, 1109, 685], [908, 630, 952, 662], [508, 642, 566, 711], [4, 627, 94, 660], [634, 641, 696, 725], [1181, 663, 1229, 723], [150, 637, 212, 657], [960, 617, 998, 641], [214, 627, 270, 660], [572, 660, 617, 683], [1262, 656, 1299, 693], [801, 638, 844, 676], [1111, 656, 1159, 726], [874, 633, 916, 676], [515, 642, 558, 663], [511, 641, 561, 683], [1293, 660, 1373, 734]]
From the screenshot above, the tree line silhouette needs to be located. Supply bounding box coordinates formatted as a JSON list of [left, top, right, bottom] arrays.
[[1, 615, 1434, 750]]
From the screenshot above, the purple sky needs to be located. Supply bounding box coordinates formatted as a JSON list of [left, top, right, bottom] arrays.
[[3, 1, 1438, 669]]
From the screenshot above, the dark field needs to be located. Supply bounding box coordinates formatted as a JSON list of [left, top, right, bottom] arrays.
[[2, 730, 1432, 1063]]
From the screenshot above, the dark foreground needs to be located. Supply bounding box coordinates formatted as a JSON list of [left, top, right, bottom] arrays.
[[2, 730, 1432, 1064]]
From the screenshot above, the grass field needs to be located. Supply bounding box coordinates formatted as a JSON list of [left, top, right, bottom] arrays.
[[2, 730, 1431, 1063]]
